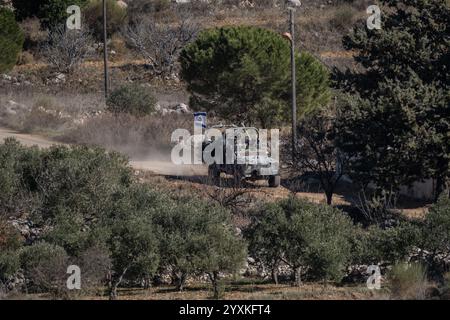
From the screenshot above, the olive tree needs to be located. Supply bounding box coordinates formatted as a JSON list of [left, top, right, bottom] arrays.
[[247, 197, 354, 286]]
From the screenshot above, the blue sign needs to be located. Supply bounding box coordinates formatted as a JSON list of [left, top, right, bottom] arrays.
[[194, 112, 207, 129]]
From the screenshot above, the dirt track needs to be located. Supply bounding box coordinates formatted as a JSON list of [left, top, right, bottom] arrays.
[[0, 126, 207, 177], [0, 127, 56, 148]]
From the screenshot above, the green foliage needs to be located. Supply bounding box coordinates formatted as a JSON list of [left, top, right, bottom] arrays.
[[247, 197, 354, 283], [295, 52, 332, 117], [154, 198, 233, 290], [0, 219, 22, 282], [180, 25, 330, 128], [0, 250, 20, 282], [336, 0, 450, 194], [336, 78, 449, 192], [34, 145, 132, 223], [12, 0, 88, 27], [107, 84, 158, 117], [83, 0, 127, 40], [0, 218, 22, 251], [353, 222, 420, 264], [109, 215, 160, 282], [296, 107, 344, 205], [421, 195, 450, 273], [245, 202, 287, 283], [0, 138, 41, 215], [199, 222, 246, 299], [19, 242, 69, 293], [0, 8, 24, 73]]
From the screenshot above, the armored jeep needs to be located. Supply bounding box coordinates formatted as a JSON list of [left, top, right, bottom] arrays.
[[204, 125, 280, 188]]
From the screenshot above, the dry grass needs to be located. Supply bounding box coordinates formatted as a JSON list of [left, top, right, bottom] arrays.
[[18, 282, 384, 300], [58, 113, 192, 158], [388, 263, 429, 300]]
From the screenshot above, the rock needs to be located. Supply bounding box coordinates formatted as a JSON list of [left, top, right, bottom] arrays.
[[116, 0, 128, 9], [54, 73, 66, 83], [9, 217, 43, 245], [1, 100, 29, 116], [175, 103, 190, 114]]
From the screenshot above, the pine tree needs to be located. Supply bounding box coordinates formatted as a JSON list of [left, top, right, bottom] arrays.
[[335, 0, 450, 197], [0, 8, 24, 73]]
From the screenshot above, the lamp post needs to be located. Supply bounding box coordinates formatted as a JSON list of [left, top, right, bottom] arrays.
[[288, 7, 297, 162], [103, 0, 109, 98], [283, 0, 301, 162]]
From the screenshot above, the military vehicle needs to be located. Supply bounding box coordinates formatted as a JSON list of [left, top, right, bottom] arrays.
[[204, 125, 280, 187]]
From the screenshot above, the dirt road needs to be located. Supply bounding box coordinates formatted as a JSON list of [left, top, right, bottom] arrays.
[[0, 127, 57, 148], [0, 127, 207, 176]]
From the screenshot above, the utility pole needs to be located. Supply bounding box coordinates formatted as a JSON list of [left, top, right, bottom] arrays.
[[288, 7, 297, 162], [103, 0, 109, 98]]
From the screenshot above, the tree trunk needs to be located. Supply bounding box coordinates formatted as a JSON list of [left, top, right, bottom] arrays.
[[108, 267, 128, 300], [142, 275, 151, 290], [293, 266, 302, 287], [325, 190, 333, 205], [208, 271, 220, 299], [435, 175, 450, 201], [271, 267, 279, 285], [176, 272, 187, 292]]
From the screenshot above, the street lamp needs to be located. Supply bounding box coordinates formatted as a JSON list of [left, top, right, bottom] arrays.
[[283, 0, 301, 163], [103, 0, 109, 98]]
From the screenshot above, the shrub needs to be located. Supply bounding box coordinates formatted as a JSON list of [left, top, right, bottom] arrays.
[[108, 214, 160, 299], [77, 245, 111, 292], [17, 50, 34, 65], [104, 183, 168, 299], [351, 222, 421, 267], [198, 223, 247, 299], [106, 84, 157, 117], [421, 195, 450, 275], [34, 144, 133, 224], [0, 220, 22, 282], [43, 210, 93, 257], [0, 250, 20, 283], [124, 13, 199, 77], [180, 25, 331, 128], [0, 218, 22, 250], [0, 138, 42, 216], [389, 262, 428, 300], [329, 4, 357, 31], [19, 242, 69, 295], [83, 0, 127, 40], [1, 139, 134, 224], [0, 8, 24, 73], [246, 197, 354, 285], [19, 18, 48, 50], [42, 24, 93, 73], [245, 203, 288, 284], [154, 197, 238, 292]]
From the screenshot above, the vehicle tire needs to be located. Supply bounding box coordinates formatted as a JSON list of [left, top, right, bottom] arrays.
[[268, 175, 281, 188]]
